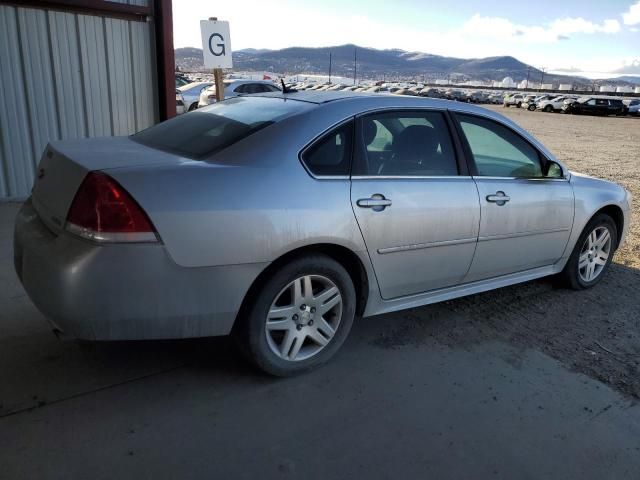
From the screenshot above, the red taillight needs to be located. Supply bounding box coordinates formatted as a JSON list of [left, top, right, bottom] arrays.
[[66, 172, 157, 243]]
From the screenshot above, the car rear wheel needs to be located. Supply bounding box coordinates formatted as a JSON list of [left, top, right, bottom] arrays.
[[188, 102, 198, 111], [544, 105, 554, 112], [528, 104, 536, 111], [235, 255, 356, 376], [556, 214, 617, 290]]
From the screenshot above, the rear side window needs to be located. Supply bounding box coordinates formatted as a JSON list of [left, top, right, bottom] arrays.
[[457, 114, 543, 178], [132, 96, 310, 158], [301, 121, 354, 176]]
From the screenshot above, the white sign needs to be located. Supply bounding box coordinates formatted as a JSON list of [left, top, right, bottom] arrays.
[[200, 20, 233, 69]]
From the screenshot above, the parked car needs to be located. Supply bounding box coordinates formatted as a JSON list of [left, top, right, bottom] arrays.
[[393, 88, 419, 96], [487, 93, 504, 104], [443, 89, 465, 101], [465, 91, 489, 103], [537, 96, 577, 113], [519, 95, 538, 109], [15, 92, 631, 376], [198, 79, 281, 107], [175, 90, 186, 115], [521, 94, 554, 111], [175, 74, 190, 88], [178, 81, 214, 111], [627, 99, 640, 116], [563, 97, 626, 116], [418, 88, 442, 98], [504, 94, 524, 107]]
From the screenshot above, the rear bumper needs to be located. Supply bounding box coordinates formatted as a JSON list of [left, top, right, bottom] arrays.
[[14, 200, 267, 340]]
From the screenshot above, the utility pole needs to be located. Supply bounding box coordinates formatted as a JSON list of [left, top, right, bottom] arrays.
[[353, 47, 357, 86], [328, 52, 332, 84], [525, 66, 531, 89], [539, 67, 546, 91]]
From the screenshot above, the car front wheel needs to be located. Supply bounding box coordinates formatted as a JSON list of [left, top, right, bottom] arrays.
[[236, 255, 356, 376], [557, 214, 617, 290]]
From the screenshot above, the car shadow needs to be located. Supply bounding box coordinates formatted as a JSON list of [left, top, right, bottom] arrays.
[[1, 261, 639, 416]]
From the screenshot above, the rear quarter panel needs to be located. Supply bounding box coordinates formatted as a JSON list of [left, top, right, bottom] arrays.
[[106, 108, 369, 268]]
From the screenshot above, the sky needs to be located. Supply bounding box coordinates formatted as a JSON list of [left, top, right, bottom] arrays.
[[173, 0, 640, 78]]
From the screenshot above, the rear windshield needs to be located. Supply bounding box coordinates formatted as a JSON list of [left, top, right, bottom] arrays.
[[132, 96, 310, 158]]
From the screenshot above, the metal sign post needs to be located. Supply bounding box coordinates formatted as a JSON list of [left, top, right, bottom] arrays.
[[200, 18, 233, 102]]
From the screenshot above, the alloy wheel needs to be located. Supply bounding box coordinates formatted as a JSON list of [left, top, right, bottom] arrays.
[[265, 275, 342, 361], [578, 226, 612, 282]]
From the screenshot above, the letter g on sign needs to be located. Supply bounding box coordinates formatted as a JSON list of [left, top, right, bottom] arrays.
[[209, 33, 225, 56]]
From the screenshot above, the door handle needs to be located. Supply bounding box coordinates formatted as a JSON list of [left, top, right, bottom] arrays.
[[357, 195, 392, 211], [486, 191, 510, 206]]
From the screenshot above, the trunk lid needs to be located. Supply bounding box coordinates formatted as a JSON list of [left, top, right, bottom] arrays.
[[31, 136, 186, 234]]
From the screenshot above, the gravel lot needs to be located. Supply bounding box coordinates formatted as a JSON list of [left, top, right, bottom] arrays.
[[416, 105, 640, 398], [490, 105, 640, 270], [1, 106, 639, 478]]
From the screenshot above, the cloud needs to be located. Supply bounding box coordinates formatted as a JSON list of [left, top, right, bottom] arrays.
[[613, 58, 640, 74], [623, 1, 640, 25], [462, 14, 621, 42], [548, 57, 640, 78]]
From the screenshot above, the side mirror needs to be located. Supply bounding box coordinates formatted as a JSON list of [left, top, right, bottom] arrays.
[[543, 160, 564, 178]]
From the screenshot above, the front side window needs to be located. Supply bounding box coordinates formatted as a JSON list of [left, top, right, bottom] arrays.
[[301, 121, 353, 176], [354, 111, 458, 176], [457, 114, 543, 178]]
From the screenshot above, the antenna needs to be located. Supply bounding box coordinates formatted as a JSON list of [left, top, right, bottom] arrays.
[[281, 79, 297, 94]]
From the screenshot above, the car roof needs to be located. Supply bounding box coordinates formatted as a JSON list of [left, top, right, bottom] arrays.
[[249, 90, 382, 104], [226, 79, 276, 85], [241, 90, 563, 168], [178, 81, 212, 91]]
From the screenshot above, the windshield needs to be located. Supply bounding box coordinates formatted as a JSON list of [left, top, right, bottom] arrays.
[[132, 96, 311, 158]]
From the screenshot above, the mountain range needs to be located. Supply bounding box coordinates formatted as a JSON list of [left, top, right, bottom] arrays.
[[175, 44, 639, 87]]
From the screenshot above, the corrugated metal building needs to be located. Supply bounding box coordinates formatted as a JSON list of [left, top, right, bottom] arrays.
[[0, 0, 175, 200]]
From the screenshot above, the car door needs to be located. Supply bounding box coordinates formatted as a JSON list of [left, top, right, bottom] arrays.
[[350, 110, 480, 299], [453, 113, 574, 282], [595, 98, 608, 115]]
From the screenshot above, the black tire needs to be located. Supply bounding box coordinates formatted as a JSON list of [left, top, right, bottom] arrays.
[[516, 102, 522, 108], [544, 105, 553, 113], [188, 102, 198, 111], [528, 104, 536, 111], [234, 255, 356, 376], [556, 213, 617, 290]]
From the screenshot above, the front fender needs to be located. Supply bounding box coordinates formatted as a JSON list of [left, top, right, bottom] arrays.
[[561, 172, 630, 261]]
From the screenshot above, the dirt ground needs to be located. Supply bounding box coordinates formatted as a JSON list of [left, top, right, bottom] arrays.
[[380, 106, 640, 398]]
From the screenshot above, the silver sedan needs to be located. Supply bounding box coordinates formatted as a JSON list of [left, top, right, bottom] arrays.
[[14, 91, 632, 376]]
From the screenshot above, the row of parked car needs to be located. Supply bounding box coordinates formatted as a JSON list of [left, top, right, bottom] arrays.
[[504, 93, 640, 116], [176, 79, 282, 113], [284, 81, 509, 104], [175, 73, 640, 118]]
